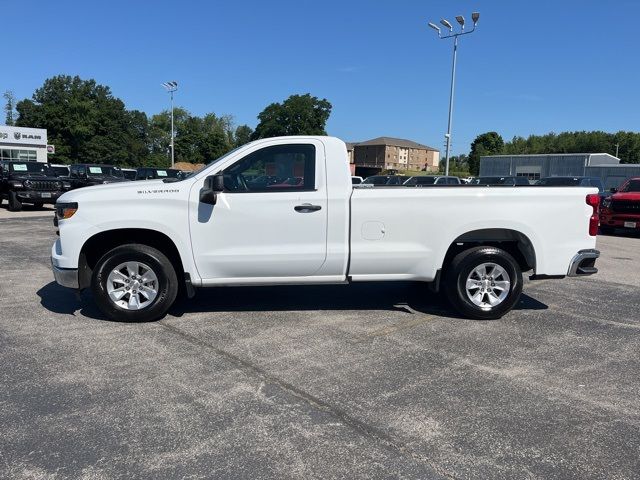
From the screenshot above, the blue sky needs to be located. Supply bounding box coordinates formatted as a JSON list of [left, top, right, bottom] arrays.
[[3, 0, 639, 154]]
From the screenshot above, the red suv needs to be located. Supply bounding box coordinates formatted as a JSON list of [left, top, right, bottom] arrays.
[[599, 177, 640, 234]]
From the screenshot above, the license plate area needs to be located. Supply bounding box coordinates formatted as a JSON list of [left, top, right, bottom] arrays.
[[624, 221, 637, 228], [41, 192, 52, 198]]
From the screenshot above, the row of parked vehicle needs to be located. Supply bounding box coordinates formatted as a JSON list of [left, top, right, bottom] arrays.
[[0, 161, 187, 211], [352, 174, 606, 189], [351, 173, 640, 235]]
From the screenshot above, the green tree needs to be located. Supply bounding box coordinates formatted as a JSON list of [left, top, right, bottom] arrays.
[[15, 75, 144, 165], [468, 132, 504, 175], [234, 124, 253, 147], [440, 153, 469, 173], [147, 107, 190, 166], [148, 108, 235, 165], [124, 110, 151, 167], [3, 90, 16, 125], [252, 94, 332, 139], [502, 130, 640, 164]]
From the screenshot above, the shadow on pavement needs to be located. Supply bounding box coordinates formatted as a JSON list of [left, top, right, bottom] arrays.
[[170, 282, 548, 320], [37, 281, 548, 323], [37, 282, 106, 320]]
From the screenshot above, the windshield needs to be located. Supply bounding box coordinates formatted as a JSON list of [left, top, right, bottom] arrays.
[[87, 166, 123, 178], [405, 176, 436, 185], [473, 177, 512, 185], [47, 166, 69, 177], [155, 169, 181, 178], [622, 179, 640, 192], [362, 176, 390, 185], [8, 162, 48, 174]]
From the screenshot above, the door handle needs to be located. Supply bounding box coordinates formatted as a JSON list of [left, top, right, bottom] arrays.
[[294, 204, 322, 213]]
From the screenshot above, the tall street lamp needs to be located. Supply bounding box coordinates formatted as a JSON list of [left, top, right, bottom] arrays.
[[161, 81, 178, 168], [427, 12, 480, 176]]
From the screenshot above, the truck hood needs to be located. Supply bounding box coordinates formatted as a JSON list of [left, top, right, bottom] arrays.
[[57, 179, 180, 203], [611, 192, 640, 201]]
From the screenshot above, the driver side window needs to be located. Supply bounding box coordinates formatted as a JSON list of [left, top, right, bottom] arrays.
[[222, 144, 316, 192]]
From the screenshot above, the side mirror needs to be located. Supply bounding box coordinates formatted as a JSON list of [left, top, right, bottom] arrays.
[[610, 187, 618, 193], [200, 174, 225, 205]]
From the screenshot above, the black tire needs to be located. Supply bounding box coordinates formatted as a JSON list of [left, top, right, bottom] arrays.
[[91, 244, 178, 322], [599, 226, 615, 235], [8, 191, 22, 212], [444, 246, 523, 320]]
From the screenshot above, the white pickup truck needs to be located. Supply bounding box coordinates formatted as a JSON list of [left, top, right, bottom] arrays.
[[51, 136, 600, 322]]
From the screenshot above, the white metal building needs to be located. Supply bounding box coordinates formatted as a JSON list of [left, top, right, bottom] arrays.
[[0, 125, 49, 163], [479, 153, 640, 188]]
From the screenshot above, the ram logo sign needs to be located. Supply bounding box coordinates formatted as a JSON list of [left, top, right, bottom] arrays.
[[0, 127, 46, 145]]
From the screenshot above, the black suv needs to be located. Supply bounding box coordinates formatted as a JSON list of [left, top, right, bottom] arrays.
[[0, 161, 71, 211], [536, 176, 607, 198], [135, 167, 183, 181], [469, 176, 530, 186], [67, 164, 129, 189]]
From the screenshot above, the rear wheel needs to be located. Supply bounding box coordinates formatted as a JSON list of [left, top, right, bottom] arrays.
[[444, 246, 522, 320], [91, 244, 178, 322], [8, 191, 22, 211]]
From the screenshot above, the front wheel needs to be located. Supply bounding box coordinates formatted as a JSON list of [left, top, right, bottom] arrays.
[[444, 246, 523, 320], [91, 244, 178, 322]]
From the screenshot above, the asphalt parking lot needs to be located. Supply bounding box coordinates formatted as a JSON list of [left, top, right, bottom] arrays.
[[1, 214, 639, 479]]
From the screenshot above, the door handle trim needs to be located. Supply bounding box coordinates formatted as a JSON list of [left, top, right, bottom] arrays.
[[294, 204, 322, 213]]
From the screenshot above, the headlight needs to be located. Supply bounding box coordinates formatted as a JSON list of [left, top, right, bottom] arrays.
[[10, 181, 24, 189], [601, 197, 612, 209], [55, 202, 78, 220]]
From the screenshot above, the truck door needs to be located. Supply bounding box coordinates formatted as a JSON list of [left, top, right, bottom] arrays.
[[189, 141, 328, 281]]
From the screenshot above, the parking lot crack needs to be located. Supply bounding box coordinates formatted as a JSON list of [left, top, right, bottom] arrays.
[[158, 321, 453, 479]]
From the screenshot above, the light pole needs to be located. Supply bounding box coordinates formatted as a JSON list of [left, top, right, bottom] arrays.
[[428, 12, 479, 176], [161, 81, 178, 168]]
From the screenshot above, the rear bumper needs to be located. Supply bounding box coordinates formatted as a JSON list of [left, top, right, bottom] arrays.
[[567, 249, 600, 277], [52, 260, 79, 289]]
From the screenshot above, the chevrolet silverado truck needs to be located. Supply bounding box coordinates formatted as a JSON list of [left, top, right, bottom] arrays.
[[599, 177, 640, 234], [0, 161, 71, 211], [51, 136, 601, 322]]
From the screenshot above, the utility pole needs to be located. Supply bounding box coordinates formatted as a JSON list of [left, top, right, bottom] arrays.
[[427, 13, 480, 176], [161, 81, 178, 168]]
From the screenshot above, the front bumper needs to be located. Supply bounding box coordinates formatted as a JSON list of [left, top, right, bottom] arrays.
[[17, 190, 63, 204], [599, 213, 640, 229], [567, 249, 600, 277], [52, 259, 79, 288]]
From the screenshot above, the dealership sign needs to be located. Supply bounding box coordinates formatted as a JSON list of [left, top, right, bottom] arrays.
[[0, 126, 47, 146]]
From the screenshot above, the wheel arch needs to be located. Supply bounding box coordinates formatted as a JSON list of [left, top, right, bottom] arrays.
[[78, 228, 186, 290], [442, 228, 537, 274]]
